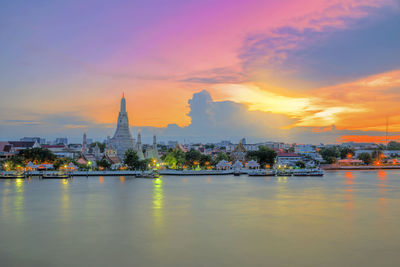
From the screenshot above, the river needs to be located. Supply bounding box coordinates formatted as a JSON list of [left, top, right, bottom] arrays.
[[1, 170, 399, 266]]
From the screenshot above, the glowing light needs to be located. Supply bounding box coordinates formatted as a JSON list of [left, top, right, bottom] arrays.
[[345, 172, 354, 179], [378, 170, 386, 180]]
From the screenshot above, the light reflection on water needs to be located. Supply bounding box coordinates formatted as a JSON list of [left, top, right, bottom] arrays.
[[0, 171, 400, 267], [60, 179, 70, 223], [14, 178, 24, 223], [152, 178, 163, 231]]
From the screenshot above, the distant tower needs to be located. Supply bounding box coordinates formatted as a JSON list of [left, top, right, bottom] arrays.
[[93, 143, 101, 160], [136, 131, 145, 160], [82, 132, 88, 154], [110, 93, 135, 159], [153, 133, 159, 160]]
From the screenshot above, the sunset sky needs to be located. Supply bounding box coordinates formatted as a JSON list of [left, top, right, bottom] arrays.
[[1, 0, 400, 143]]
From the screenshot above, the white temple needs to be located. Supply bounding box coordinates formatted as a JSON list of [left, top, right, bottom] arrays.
[[136, 131, 145, 160], [145, 133, 160, 161], [110, 94, 136, 159]]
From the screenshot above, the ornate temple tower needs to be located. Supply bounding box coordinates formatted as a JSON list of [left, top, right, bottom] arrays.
[[81, 132, 88, 155], [111, 94, 135, 159], [136, 131, 145, 160]]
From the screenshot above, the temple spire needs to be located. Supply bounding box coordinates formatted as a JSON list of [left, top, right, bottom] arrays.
[[120, 94, 126, 113], [111, 93, 134, 159]]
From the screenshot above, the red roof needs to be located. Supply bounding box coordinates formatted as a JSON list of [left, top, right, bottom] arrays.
[[8, 141, 36, 148], [277, 152, 300, 157]]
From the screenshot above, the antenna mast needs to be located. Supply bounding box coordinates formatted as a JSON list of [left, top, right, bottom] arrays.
[[386, 116, 389, 148]]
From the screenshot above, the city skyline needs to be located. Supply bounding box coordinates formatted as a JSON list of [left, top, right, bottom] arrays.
[[1, 0, 400, 143]]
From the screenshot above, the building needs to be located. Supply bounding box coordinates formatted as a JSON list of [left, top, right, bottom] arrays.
[[110, 94, 135, 159], [276, 152, 302, 166], [0, 142, 14, 160], [55, 138, 68, 145], [337, 159, 363, 166], [294, 144, 316, 154], [136, 132, 145, 160], [145, 134, 160, 161], [41, 144, 75, 158], [8, 141, 40, 152], [231, 141, 246, 162], [20, 137, 46, 145]]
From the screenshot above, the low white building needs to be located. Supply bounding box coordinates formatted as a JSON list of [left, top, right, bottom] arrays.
[[276, 152, 302, 165]]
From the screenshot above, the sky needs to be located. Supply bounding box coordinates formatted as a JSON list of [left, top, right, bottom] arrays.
[[1, 0, 400, 144]]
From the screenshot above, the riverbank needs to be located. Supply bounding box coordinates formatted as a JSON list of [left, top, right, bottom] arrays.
[[322, 165, 400, 170]]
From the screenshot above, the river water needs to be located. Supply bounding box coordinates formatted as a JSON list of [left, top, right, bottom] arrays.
[[1, 170, 399, 267]]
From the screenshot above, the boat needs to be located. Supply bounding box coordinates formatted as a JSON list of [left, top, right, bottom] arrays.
[[136, 171, 160, 179], [42, 172, 71, 179], [292, 169, 311, 176], [276, 170, 292, 176], [309, 169, 324, 176], [0, 172, 25, 179], [233, 170, 241, 176], [248, 169, 276, 176]]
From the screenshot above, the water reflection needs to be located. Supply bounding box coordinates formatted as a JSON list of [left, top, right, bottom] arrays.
[[377, 170, 387, 214], [1, 179, 11, 218], [277, 176, 288, 183], [153, 178, 164, 231], [120, 176, 125, 183], [60, 179, 70, 223], [14, 179, 25, 223], [99, 176, 104, 184], [344, 172, 354, 211]]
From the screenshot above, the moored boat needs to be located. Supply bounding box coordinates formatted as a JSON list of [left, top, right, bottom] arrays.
[[42, 172, 71, 179], [309, 169, 324, 176], [0, 171, 25, 179], [136, 171, 160, 179], [276, 170, 292, 176], [248, 169, 275, 176]]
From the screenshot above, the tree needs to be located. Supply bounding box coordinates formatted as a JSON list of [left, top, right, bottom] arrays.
[[199, 154, 212, 167], [53, 157, 72, 170], [97, 158, 111, 170], [137, 159, 151, 171], [162, 149, 186, 169], [185, 149, 202, 167], [214, 152, 229, 162], [123, 149, 140, 170], [1, 157, 24, 171], [340, 147, 355, 159], [246, 146, 277, 168], [358, 152, 372, 165], [163, 153, 178, 169], [319, 146, 340, 164], [19, 148, 56, 163]]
